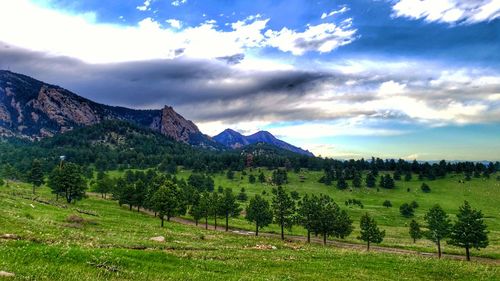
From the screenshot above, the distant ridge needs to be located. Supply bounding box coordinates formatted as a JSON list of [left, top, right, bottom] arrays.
[[213, 128, 314, 156]]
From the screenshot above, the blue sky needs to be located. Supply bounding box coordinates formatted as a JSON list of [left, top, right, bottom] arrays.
[[0, 0, 499, 160]]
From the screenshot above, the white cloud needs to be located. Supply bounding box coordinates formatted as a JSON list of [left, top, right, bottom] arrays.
[[171, 0, 187, 7], [165, 18, 182, 29], [377, 80, 407, 97], [392, 0, 500, 24], [0, 1, 354, 64], [264, 20, 357, 55], [137, 0, 153, 11], [321, 6, 349, 19]]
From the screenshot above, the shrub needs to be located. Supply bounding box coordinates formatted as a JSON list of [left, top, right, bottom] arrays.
[[382, 200, 392, 208], [410, 201, 419, 209], [400, 203, 414, 218], [421, 183, 431, 193]]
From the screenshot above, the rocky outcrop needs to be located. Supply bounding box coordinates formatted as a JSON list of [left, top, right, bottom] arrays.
[[157, 106, 201, 142]]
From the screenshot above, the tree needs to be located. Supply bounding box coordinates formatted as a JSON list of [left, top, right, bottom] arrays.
[[421, 183, 431, 193], [189, 191, 203, 226], [246, 195, 273, 236], [210, 191, 222, 230], [290, 191, 300, 201], [424, 204, 451, 258], [404, 171, 412, 182], [258, 172, 266, 183], [48, 162, 87, 204], [28, 159, 44, 194], [352, 172, 362, 188], [0, 177, 4, 186], [151, 181, 183, 227], [316, 195, 353, 245], [237, 187, 248, 202], [382, 200, 392, 208], [410, 200, 419, 209], [220, 188, 241, 231], [358, 213, 385, 251], [393, 170, 402, 181], [272, 169, 288, 185], [337, 176, 348, 190], [271, 186, 295, 240], [297, 194, 321, 243], [249, 174, 256, 184], [226, 170, 235, 180], [94, 173, 113, 199], [199, 192, 211, 229], [409, 219, 422, 243], [448, 201, 489, 261], [399, 203, 414, 218], [365, 172, 376, 188]]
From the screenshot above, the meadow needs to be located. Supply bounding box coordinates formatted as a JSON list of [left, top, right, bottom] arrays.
[[0, 180, 498, 280]]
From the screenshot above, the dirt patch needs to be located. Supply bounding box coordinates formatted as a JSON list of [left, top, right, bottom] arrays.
[[0, 271, 15, 277], [247, 244, 277, 250], [0, 234, 20, 240]]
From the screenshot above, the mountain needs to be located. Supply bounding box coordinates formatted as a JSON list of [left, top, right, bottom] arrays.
[[214, 128, 314, 156], [0, 70, 218, 148]]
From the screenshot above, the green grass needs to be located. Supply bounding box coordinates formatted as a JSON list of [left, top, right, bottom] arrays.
[[0, 181, 498, 280]]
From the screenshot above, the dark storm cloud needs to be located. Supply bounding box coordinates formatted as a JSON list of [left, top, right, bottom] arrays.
[[0, 43, 341, 121]]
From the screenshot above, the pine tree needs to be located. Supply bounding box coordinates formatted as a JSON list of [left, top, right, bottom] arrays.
[[220, 188, 241, 231], [352, 172, 362, 188], [448, 201, 489, 261], [246, 195, 273, 236], [271, 186, 295, 240], [337, 176, 348, 190], [28, 159, 44, 194], [382, 200, 392, 208], [365, 172, 376, 188], [358, 213, 385, 251], [409, 219, 422, 243], [48, 162, 87, 204], [249, 174, 256, 184], [297, 194, 320, 243], [404, 171, 412, 181], [258, 172, 266, 183], [424, 204, 451, 258], [151, 181, 183, 227]]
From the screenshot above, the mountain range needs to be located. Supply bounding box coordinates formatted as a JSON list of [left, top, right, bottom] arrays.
[[0, 70, 312, 156], [213, 129, 314, 156]]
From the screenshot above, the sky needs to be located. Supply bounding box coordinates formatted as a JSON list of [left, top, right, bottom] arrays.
[[0, 0, 499, 160]]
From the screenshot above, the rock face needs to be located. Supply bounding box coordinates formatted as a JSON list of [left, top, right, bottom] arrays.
[[214, 129, 314, 156], [156, 106, 200, 143], [0, 70, 213, 146]]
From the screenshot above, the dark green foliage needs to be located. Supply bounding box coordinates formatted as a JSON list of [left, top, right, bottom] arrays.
[[448, 201, 489, 261], [337, 176, 348, 190], [48, 162, 87, 204], [248, 174, 256, 184], [28, 159, 44, 194], [217, 186, 224, 193], [237, 187, 248, 202], [209, 191, 222, 229], [271, 186, 295, 240], [345, 199, 363, 209], [316, 195, 353, 244], [358, 213, 385, 251], [404, 172, 412, 181], [93, 172, 114, 199], [425, 204, 451, 258], [188, 174, 214, 192], [393, 170, 402, 181], [410, 201, 419, 209], [290, 191, 300, 201], [246, 195, 273, 236], [382, 200, 392, 208], [352, 172, 362, 188], [272, 169, 288, 185], [380, 174, 395, 189], [151, 181, 183, 227], [226, 170, 235, 180], [365, 172, 376, 188], [421, 183, 431, 193], [297, 194, 321, 243], [0, 177, 4, 186], [399, 203, 415, 218], [220, 188, 241, 231], [258, 172, 266, 183], [409, 220, 422, 243]]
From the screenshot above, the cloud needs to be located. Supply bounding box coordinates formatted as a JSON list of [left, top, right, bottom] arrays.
[[264, 19, 357, 55], [392, 0, 500, 24], [137, 0, 153, 11], [171, 0, 187, 6], [321, 6, 349, 19], [0, 1, 355, 64], [165, 18, 182, 29]]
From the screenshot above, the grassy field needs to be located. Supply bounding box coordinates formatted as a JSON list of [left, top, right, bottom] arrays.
[[161, 168, 500, 259], [0, 181, 498, 280]]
